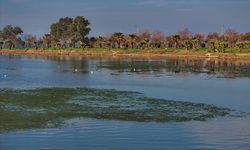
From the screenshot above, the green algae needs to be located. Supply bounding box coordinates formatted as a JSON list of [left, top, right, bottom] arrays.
[[0, 88, 232, 131]]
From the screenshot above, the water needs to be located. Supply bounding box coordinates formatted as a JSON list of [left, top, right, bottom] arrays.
[[0, 54, 250, 150]]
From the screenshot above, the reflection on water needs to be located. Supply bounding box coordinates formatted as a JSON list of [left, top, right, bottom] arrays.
[[97, 58, 250, 78], [1, 117, 250, 150], [1, 54, 250, 111], [0, 54, 250, 150], [3, 54, 250, 78]]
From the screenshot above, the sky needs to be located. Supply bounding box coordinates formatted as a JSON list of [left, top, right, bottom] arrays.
[[0, 0, 250, 37]]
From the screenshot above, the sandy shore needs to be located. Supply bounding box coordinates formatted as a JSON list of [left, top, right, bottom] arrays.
[[1, 49, 250, 60]]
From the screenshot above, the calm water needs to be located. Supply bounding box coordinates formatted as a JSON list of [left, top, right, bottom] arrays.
[[0, 54, 250, 150]]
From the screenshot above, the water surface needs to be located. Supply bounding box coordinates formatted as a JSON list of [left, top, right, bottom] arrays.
[[0, 54, 250, 150]]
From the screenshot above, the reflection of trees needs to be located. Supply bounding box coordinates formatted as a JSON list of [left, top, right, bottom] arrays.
[[44, 56, 89, 73], [3, 54, 250, 77], [9, 55, 90, 73], [205, 60, 250, 77], [97, 58, 250, 77]]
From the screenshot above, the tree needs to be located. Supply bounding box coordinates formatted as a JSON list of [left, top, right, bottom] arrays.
[[207, 32, 221, 41], [236, 41, 245, 53], [241, 32, 250, 41], [138, 38, 150, 49], [0, 30, 3, 49], [178, 28, 192, 47], [137, 29, 151, 49], [207, 32, 222, 52], [15, 37, 25, 48], [137, 29, 151, 40], [72, 16, 90, 44], [208, 39, 217, 52], [50, 16, 90, 48], [78, 41, 86, 50], [171, 34, 181, 48], [0, 25, 23, 49], [178, 28, 192, 40], [190, 36, 199, 50], [36, 38, 43, 49], [50, 17, 73, 48], [240, 33, 250, 51], [95, 36, 105, 48], [223, 28, 239, 48], [43, 34, 52, 48], [0, 41, 3, 49], [217, 41, 226, 53], [183, 36, 199, 51], [111, 32, 124, 48], [208, 39, 225, 53], [88, 37, 96, 48], [24, 34, 36, 48], [193, 33, 205, 48], [152, 30, 164, 48], [126, 34, 139, 48]]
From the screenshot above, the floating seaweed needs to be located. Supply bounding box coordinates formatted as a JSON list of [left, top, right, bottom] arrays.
[[0, 88, 235, 131]]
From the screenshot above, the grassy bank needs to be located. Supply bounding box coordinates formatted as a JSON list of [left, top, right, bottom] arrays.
[[1, 48, 250, 60]]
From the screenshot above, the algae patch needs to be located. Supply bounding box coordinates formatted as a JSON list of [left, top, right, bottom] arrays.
[[0, 88, 231, 131]]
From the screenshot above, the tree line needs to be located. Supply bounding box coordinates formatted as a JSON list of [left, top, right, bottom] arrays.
[[0, 16, 250, 53]]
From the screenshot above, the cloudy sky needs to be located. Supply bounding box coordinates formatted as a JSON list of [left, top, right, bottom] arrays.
[[0, 0, 250, 37]]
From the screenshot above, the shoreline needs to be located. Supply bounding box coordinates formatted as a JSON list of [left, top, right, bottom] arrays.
[[1, 49, 250, 60]]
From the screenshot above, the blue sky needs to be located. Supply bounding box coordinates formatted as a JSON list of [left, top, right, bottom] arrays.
[[1, 0, 250, 37]]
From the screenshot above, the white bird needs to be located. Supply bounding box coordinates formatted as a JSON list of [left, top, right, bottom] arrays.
[[3, 74, 7, 78], [90, 71, 94, 74]]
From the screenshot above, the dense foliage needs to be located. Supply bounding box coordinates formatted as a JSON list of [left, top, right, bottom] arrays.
[[0, 16, 249, 53], [49, 16, 90, 48], [0, 25, 23, 49]]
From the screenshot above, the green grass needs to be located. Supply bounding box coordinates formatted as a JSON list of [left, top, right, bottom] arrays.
[[0, 88, 234, 132], [4, 47, 249, 54]]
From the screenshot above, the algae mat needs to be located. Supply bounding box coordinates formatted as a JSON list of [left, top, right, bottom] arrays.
[[0, 88, 232, 131]]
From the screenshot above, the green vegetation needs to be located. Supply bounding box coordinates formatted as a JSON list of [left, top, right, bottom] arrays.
[[49, 16, 90, 49], [0, 17, 249, 53], [0, 25, 23, 49], [0, 88, 232, 131]]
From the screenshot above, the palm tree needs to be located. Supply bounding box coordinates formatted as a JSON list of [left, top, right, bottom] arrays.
[[112, 32, 124, 48], [127, 34, 139, 48], [78, 41, 86, 50], [0, 41, 3, 49], [96, 36, 105, 48], [209, 40, 225, 53], [223, 28, 239, 48], [190, 36, 199, 50], [208, 39, 217, 52], [246, 41, 250, 53], [43, 34, 52, 48], [183, 40, 192, 50], [171, 35, 180, 48], [236, 41, 244, 53], [89, 37, 96, 48], [139, 38, 150, 49]]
